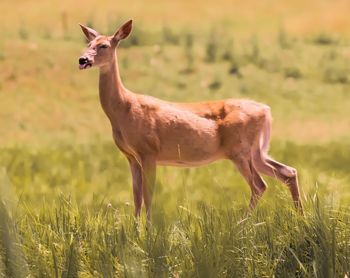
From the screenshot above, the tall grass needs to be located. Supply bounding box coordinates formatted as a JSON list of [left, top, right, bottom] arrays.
[[0, 141, 349, 277], [1, 191, 349, 277]]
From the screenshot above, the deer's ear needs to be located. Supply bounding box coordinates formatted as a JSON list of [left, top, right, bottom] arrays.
[[79, 24, 99, 41], [112, 20, 133, 43]]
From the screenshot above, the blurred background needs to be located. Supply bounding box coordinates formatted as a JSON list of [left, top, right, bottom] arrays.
[[1, 0, 350, 145]]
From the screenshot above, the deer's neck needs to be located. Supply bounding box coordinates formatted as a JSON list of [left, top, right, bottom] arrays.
[[98, 53, 129, 126]]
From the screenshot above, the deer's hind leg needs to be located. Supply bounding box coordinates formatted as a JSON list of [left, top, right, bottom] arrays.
[[252, 148, 303, 212], [231, 153, 267, 210]]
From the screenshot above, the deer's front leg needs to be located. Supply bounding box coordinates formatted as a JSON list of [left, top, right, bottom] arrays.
[[128, 158, 143, 217], [141, 157, 156, 221]]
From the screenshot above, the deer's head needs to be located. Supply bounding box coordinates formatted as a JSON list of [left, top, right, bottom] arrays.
[[78, 20, 132, 70]]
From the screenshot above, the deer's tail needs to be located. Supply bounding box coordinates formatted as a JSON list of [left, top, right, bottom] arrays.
[[259, 106, 272, 156]]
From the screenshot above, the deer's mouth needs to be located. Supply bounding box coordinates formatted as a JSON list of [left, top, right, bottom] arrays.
[[78, 56, 93, 70], [79, 62, 92, 70]]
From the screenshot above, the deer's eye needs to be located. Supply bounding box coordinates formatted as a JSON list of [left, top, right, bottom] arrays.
[[99, 44, 108, 49]]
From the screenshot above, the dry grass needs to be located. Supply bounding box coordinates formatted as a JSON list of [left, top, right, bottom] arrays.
[[1, 0, 350, 36]]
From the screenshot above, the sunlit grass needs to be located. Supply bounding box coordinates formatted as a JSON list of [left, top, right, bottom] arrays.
[[0, 140, 349, 276]]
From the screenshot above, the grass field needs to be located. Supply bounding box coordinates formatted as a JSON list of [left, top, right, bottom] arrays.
[[1, 0, 350, 277]]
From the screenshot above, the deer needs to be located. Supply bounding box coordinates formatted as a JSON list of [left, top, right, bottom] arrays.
[[78, 20, 303, 220]]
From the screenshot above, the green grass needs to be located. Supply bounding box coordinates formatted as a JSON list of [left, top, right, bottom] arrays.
[[0, 141, 349, 277]]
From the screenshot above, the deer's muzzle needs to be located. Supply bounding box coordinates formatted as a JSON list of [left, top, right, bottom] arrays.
[[78, 56, 92, 70]]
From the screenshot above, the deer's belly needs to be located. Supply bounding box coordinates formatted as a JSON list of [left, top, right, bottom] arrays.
[[157, 155, 224, 167], [155, 118, 225, 166]]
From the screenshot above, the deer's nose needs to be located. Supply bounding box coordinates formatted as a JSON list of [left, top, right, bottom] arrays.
[[79, 57, 88, 65]]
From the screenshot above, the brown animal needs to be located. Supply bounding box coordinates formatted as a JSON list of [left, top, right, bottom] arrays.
[[78, 20, 303, 220]]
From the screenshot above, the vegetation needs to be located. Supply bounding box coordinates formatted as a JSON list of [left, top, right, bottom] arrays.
[[0, 141, 349, 277], [0, 0, 350, 276]]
